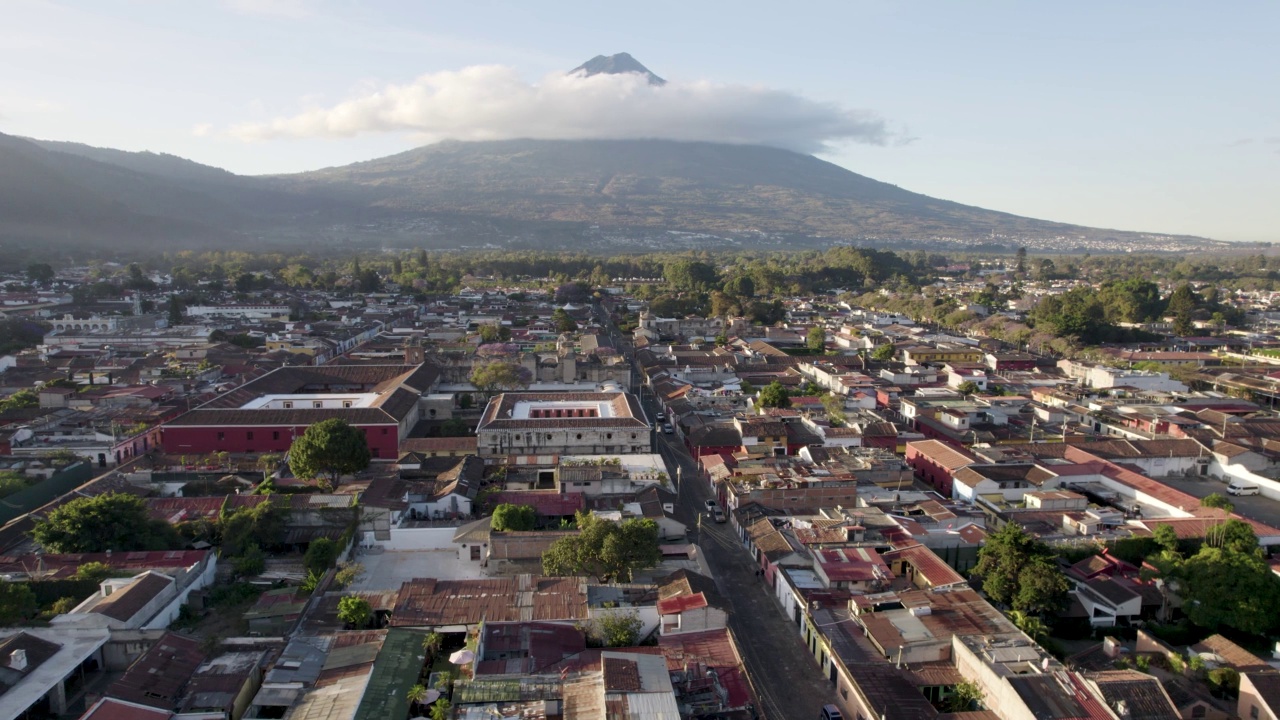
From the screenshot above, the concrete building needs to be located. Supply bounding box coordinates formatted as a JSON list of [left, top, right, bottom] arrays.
[[476, 391, 650, 458]]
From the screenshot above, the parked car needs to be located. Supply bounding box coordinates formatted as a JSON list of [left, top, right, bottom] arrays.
[[1227, 479, 1260, 496], [713, 507, 727, 523], [820, 705, 845, 720], [662, 423, 674, 434], [705, 499, 718, 512]]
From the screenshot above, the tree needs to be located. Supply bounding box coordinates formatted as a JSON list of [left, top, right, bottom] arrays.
[[972, 523, 1064, 613], [820, 394, 846, 425], [469, 361, 532, 397], [552, 308, 578, 333], [257, 453, 281, 482], [75, 561, 118, 585], [1172, 310, 1195, 337], [542, 512, 660, 582], [478, 323, 511, 342], [1015, 247, 1027, 274], [956, 381, 979, 395], [872, 343, 896, 362], [1009, 610, 1048, 641], [1200, 493, 1232, 512], [333, 561, 365, 588], [0, 580, 37, 626], [288, 419, 371, 486], [738, 380, 754, 396], [0, 389, 38, 411], [1157, 544, 1280, 635], [806, 326, 826, 353], [1012, 558, 1069, 616], [587, 610, 644, 647], [430, 699, 452, 720], [1153, 523, 1181, 555], [233, 544, 266, 576], [1208, 667, 1240, 697], [422, 631, 443, 658], [491, 504, 537, 532], [26, 263, 54, 285], [337, 595, 372, 628], [757, 381, 791, 409], [407, 683, 428, 710], [220, 501, 287, 556], [32, 492, 181, 553], [304, 537, 339, 575], [948, 680, 984, 713]]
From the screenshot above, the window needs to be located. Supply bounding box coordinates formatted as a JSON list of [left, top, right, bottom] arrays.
[[247, 431, 254, 440], [273, 431, 280, 440], [216, 432, 224, 441], [382, 428, 389, 435], [546, 434, 553, 441], [313, 401, 322, 408], [283, 401, 293, 409], [343, 401, 352, 408], [606, 433, 613, 439], [470, 545, 481, 561], [1248, 707, 1257, 720], [576, 434, 583, 440]]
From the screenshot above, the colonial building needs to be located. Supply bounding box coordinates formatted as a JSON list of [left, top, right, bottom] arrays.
[[161, 363, 440, 459], [475, 391, 650, 458]]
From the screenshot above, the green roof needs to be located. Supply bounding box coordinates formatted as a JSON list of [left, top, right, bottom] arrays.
[[352, 628, 428, 720]]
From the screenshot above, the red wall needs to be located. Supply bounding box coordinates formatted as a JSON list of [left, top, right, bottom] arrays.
[[162, 423, 400, 459]]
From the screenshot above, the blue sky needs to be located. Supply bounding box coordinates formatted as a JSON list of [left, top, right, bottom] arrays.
[[2, 0, 1276, 242]]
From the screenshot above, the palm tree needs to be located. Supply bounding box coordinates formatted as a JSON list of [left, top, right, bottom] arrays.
[[422, 632, 443, 659], [1009, 610, 1048, 641], [430, 699, 452, 720], [406, 683, 427, 711]]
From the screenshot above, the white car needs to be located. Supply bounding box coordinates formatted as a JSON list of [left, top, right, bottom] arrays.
[[705, 499, 718, 512], [662, 423, 674, 434]]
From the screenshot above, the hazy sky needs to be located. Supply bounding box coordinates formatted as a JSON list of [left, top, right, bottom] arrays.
[[2, 0, 1276, 242]]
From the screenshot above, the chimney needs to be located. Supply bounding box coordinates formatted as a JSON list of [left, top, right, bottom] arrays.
[[10, 649, 27, 671]]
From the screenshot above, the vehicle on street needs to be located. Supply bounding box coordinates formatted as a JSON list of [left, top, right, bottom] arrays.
[[1227, 479, 1260, 496], [820, 705, 845, 720], [655, 411, 665, 421], [662, 423, 673, 434], [713, 507, 727, 523], [705, 499, 718, 512]]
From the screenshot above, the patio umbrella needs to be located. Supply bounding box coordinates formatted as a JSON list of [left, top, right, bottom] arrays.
[[449, 648, 475, 665], [423, 689, 441, 704]]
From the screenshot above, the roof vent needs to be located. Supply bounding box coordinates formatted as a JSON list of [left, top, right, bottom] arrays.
[[9, 649, 27, 671]]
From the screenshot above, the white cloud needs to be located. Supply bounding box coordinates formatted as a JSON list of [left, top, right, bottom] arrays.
[[190, 122, 213, 137], [228, 65, 892, 153]]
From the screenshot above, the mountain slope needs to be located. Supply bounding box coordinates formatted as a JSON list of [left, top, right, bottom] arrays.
[[269, 138, 1196, 246]]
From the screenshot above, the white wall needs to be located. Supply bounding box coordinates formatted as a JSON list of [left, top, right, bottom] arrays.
[[588, 605, 660, 640], [381, 526, 460, 551]]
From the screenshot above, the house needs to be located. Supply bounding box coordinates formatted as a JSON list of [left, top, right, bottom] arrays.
[[812, 547, 892, 592], [656, 570, 728, 636], [405, 455, 483, 519], [52, 572, 179, 631], [1084, 669, 1181, 720], [1240, 673, 1280, 720], [99, 632, 205, 712], [904, 439, 978, 496], [0, 628, 111, 719], [1074, 577, 1143, 627]]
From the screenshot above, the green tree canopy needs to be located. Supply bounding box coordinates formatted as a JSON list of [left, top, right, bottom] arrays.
[[757, 381, 791, 409], [0, 580, 37, 626], [221, 500, 287, 556], [552, 309, 578, 333], [288, 419, 371, 486], [1160, 545, 1280, 635], [542, 512, 660, 583], [972, 523, 1068, 616], [337, 595, 372, 628], [872, 343, 896, 362], [26, 263, 55, 284], [588, 610, 644, 647], [806, 326, 826, 352], [304, 537, 340, 575], [478, 323, 511, 342], [31, 492, 181, 553], [491, 504, 537, 531]]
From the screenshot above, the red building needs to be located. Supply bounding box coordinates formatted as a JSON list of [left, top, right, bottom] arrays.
[[904, 439, 977, 497], [162, 363, 439, 459]]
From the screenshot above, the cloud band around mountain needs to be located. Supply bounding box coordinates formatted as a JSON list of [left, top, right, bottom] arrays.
[[229, 65, 891, 153]]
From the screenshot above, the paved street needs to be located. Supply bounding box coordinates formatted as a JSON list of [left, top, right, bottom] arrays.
[[597, 303, 834, 719]]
